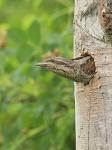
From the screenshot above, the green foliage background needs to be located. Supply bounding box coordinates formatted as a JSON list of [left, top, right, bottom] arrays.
[[0, 0, 74, 150]]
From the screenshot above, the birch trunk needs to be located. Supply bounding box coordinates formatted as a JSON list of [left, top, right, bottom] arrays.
[[74, 0, 112, 150]]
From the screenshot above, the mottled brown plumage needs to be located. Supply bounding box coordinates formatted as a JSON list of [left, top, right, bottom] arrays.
[[35, 54, 96, 85]]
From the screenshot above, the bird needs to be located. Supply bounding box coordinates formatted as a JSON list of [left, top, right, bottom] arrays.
[[35, 52, 96, 85]]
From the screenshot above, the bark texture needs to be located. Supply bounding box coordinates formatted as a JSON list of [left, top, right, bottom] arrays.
[[75, 0, 112, 150]]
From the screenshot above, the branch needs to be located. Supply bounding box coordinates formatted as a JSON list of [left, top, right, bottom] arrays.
[[35, 52, 96, 85]]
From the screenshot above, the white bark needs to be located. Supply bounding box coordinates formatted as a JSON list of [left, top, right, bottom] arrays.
[[74, 0, 112, 150]]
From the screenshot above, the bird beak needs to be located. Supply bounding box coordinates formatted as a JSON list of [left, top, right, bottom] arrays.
[[34, 62, 49, 67]]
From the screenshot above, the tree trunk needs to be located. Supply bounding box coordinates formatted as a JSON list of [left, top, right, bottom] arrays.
[[74, 0, 112, 150]]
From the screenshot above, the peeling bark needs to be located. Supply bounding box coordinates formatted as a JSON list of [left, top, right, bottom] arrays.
[[99, 0, 112, 38]]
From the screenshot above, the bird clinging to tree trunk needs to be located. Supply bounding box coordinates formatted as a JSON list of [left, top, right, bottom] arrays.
[[35, 51, 96, 85]]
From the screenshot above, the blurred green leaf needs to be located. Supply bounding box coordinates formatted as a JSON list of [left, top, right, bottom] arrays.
[[28, 21, 41, 45]]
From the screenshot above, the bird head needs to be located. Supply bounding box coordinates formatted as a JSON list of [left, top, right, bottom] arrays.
[[35, 57, 74, 79]]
